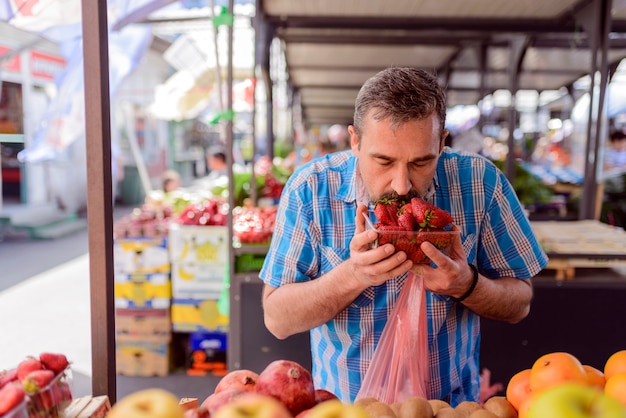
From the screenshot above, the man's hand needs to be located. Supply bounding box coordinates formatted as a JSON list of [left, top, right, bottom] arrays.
[[349, 204, 413, 288]]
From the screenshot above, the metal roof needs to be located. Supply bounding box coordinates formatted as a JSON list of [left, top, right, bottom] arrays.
[[257, 0, 626, 126]]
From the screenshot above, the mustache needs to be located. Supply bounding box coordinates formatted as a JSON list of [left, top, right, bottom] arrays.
[[371, 190, 421, 204]]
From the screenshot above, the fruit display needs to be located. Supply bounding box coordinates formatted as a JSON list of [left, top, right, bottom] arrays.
[[0, 353, 73, 418], [176, 198, 228, 227], [371, 197, 457, 263], [505, 350, 626, 418], [232, 205, 277, 244], [114, 203, 174, 238]]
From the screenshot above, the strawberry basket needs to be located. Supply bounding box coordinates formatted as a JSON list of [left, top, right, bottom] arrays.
[[373, 229, 459, 264], [25, 367, 73, 418]]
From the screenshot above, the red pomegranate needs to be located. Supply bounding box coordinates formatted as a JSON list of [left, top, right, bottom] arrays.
[[255, 360, 316, 416], [201, 388, 245, 415], [214, 369, 259, 394], [314, 389, 339, 404]]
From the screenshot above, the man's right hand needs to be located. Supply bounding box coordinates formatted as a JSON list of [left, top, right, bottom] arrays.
[[348, 204, 413, 288]]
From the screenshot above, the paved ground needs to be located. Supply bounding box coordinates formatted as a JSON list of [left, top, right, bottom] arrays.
[[0, 203, 221, 403]]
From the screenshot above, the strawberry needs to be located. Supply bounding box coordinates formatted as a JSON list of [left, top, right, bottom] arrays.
[[0, 383, 26, 415], [22, 369, 55, 394], [373, 198, 399, 226], [397, 203, 416, 231], [410, 197, 454, 230], [375, 225, 405, 245], [16, 357, 44, 382], [0, 369, 18, 389], [39, 352, 69, 375]]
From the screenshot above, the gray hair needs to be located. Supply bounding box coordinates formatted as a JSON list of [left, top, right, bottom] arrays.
[[352, 67, 447, 140]]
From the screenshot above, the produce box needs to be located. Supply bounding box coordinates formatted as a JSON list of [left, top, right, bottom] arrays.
[[115, 336, 171, 377], [113, 237, 170, 274], [171, 298, 228, 333], [187, 331, 228, 376], [62, 395, 111, 418], [114, 272, 171, 309], [171, 261, 227, 300], [168, 224, 228, 265], [115, 308, 171, 338], [531, 220, 626, 279]]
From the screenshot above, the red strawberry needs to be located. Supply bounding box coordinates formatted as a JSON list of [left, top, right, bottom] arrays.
[[16, 357, 44, 382], [0, 383, 26, 415], [428, 231, 453, 249], [375, 225, 405, 245], [39, 352, 69, 375], [22, 369, 55, 394], [410, 197, 454, 229], [0, 369, 18, 389], [373, 199, 399, 226], [397, 203, 416, 231]]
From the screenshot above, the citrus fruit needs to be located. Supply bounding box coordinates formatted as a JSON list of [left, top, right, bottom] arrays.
[[604, 350, 626, 381], [529, 352, 587, 392], [604, 372, 626, 408], [506, 368, 531, 411]]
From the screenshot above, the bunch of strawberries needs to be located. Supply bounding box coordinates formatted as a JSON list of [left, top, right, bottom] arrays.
[[0, 352, 72, 418], [372, 197, 456, 264]]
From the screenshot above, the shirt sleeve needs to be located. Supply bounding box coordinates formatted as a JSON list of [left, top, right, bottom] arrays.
[[259, 175, 320, 288]]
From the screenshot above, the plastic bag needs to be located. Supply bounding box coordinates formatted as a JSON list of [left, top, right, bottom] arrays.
[[356, 272, 429, 403]]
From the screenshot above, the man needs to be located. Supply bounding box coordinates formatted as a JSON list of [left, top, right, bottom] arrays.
[[259, 67, 548, 405]]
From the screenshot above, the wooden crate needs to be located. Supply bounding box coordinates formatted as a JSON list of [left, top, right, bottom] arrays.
[[531, 220, 626, 280]]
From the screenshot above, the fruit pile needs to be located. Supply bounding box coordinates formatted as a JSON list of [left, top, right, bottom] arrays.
[[0, 353, 72, 418], [113, 203, 174, 238], [505, 350, 626, 418], [372, 197, 456, 264], [176, 198, 228, 227], [232, 206, 278, 244]]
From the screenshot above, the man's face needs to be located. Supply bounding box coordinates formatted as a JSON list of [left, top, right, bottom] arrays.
[[349, 112, 446, 203]]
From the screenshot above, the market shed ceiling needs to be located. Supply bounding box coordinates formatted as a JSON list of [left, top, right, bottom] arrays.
[[258, 0, 626, 126]]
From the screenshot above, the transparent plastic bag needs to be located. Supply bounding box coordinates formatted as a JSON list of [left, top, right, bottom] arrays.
[[356, 272, 429, 403]]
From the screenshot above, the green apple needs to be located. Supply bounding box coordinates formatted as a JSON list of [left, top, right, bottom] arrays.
[[307, 399, 370, 418], [213, 393, 292, 418], [107, 388, 185, 418], [525, 383, 626, 418]]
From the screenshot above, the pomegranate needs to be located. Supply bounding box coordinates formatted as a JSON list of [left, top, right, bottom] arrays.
[[214, 369, 259, 394], [255, 360, 316, 416], [314, 389, 339, 404], [201, 388, 245, 415]]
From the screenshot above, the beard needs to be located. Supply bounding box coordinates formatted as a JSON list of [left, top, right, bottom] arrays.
[[369, 190, 421, 205]]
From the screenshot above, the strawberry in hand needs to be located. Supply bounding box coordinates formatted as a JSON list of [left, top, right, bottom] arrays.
[[373, 198, 400, 226], [0, 383, 26, 415], [39, 352, 69, 375], [410, 197, 453, 230]]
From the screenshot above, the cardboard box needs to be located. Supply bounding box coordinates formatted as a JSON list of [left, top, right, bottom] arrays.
[[116, 336, 171, 377], [115, 308, 171, 338], [187, 331, 227, 375], [114, 237, 170, 274], [114, 272, 171, 309], [168, 225, 228, 265], [171, 298, 228, 333], [171, 261, 227, 300]]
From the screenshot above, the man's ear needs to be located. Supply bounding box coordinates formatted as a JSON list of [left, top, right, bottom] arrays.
[[349, 125, 360, 152], [440, 129, 450, 153]]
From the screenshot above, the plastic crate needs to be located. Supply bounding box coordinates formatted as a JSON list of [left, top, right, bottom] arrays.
[[235, 253, 266, 273]]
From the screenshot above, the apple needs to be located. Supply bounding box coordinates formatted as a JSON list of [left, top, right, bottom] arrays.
[[307, 399, 370, 418], [525, 382, 626, 418], [107, 388, 185, 418], [213, 393, 292, 418]]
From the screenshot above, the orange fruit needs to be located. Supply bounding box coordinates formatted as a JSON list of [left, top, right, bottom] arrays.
[[529, 352, 587, 392], [605, 372, 626, 408], [604, 350, 626, 381], [517, 391, 539, 418], [583, 364, 605, 389], [506, 368, 532, 411]]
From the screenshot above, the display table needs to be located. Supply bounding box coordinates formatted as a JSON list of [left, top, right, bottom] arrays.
[[531, 220, 626, 280]]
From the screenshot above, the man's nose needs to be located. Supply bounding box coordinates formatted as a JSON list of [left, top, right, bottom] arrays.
[[390, 166, 411, 196]]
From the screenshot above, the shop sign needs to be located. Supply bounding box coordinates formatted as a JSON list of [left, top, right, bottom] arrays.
[[0, 45, 65, 80]]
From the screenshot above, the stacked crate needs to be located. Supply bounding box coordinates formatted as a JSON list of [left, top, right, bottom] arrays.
[[168, 224, 230, 375], [113, 237, 172, 376]]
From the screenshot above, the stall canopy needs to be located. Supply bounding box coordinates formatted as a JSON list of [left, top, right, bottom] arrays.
[[256, 0, 626, 127]]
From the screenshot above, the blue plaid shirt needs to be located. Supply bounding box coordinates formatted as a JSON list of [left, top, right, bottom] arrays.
[[259, 148, 548, 405]]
